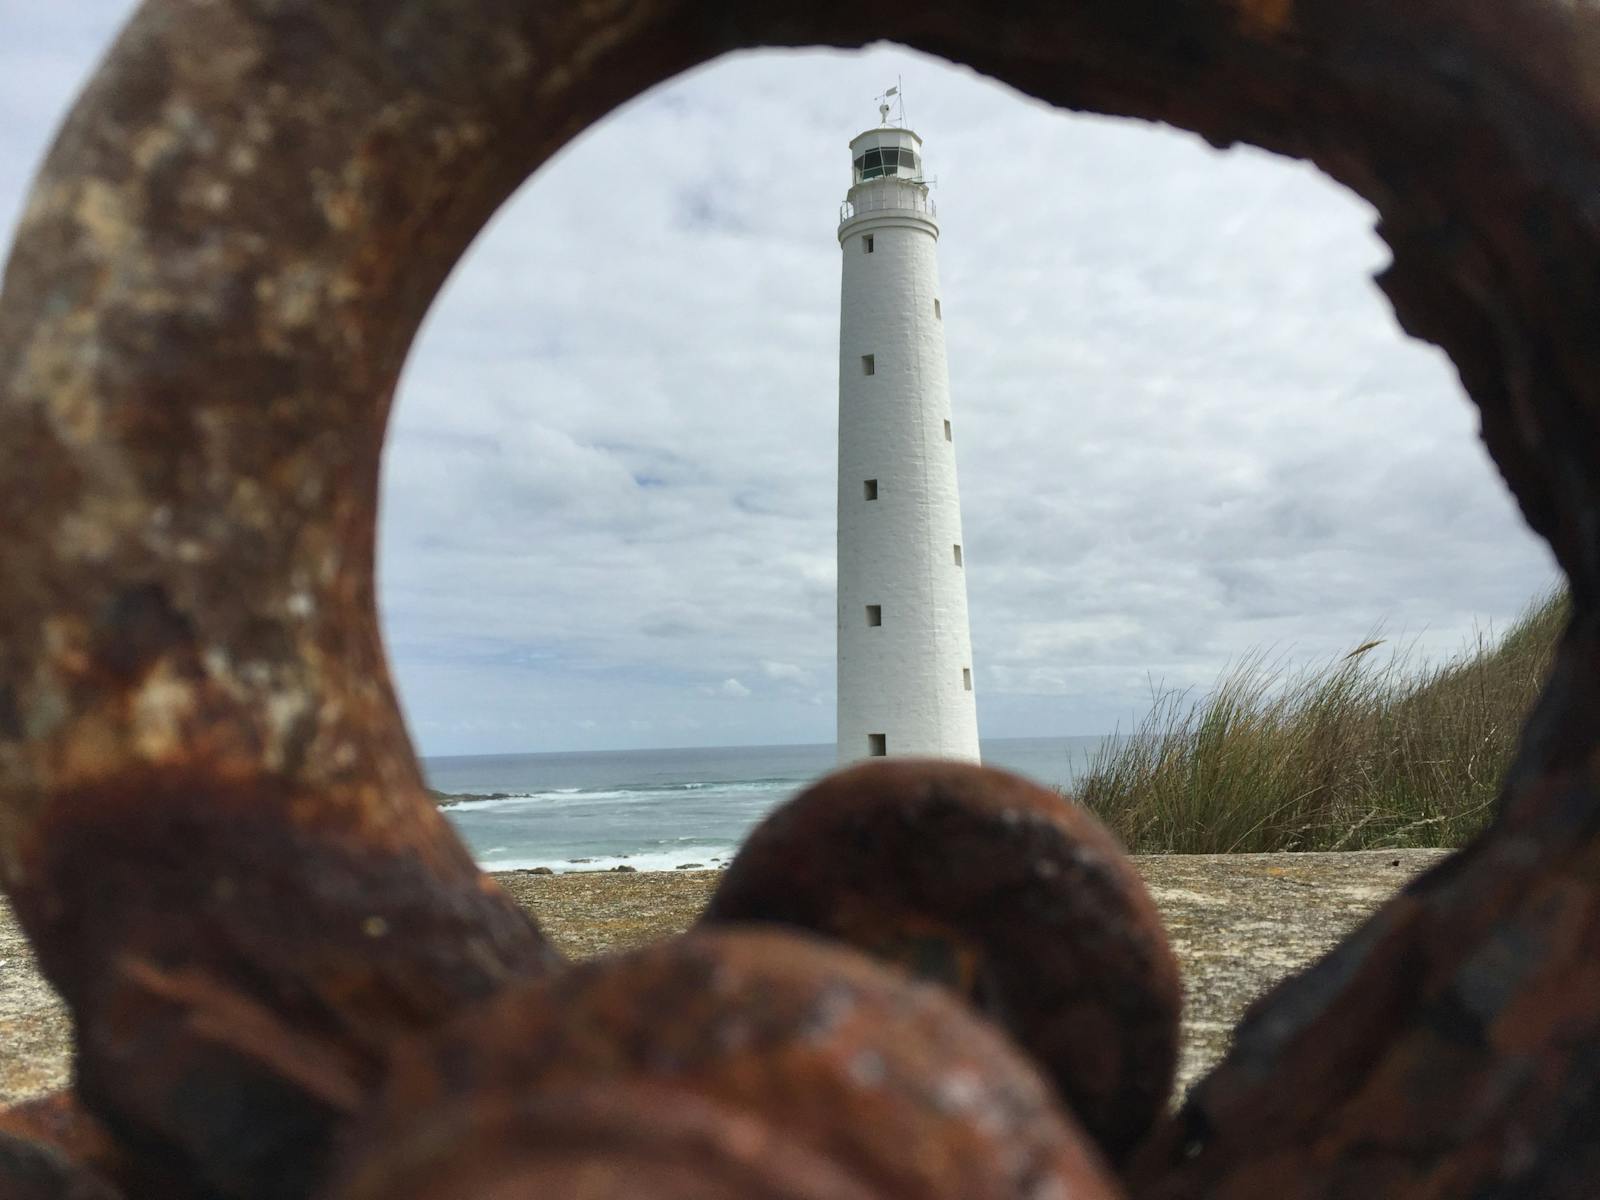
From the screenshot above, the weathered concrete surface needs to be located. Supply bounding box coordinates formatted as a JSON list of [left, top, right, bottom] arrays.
[[1136, 850, 1450, 1092], [0, 850, 1445, 1109], [0, 906, 70, 1106]]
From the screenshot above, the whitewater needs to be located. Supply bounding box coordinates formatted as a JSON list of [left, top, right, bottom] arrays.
[[428, 736, 1106, 873]]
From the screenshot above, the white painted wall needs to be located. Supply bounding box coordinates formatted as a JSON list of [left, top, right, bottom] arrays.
[[836, 131, 980, 764]]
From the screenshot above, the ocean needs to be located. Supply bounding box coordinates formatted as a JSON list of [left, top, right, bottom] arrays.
[[426, 735, 1108, 874]]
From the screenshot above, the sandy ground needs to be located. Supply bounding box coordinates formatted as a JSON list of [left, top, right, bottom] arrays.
[[0, 848, 1446, 1107]]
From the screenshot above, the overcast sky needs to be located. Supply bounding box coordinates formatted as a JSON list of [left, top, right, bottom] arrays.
[[1, 4, 1560, 757]]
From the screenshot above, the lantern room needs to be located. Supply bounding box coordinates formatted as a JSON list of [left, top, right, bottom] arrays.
[[850, 128, 923, 184]]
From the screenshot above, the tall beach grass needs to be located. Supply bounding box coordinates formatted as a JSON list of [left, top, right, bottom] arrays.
[[1075, 588, 1569, 854]]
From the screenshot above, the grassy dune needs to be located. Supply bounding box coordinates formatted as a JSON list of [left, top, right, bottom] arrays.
[[1076, 589, 1569, 854]]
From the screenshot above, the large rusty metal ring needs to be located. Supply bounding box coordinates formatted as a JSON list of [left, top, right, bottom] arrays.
[[5, 0, 1600, 1196]]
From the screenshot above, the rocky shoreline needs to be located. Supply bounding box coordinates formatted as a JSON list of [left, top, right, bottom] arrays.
[[429, 789, 505, 809], [0, 848, 1446, 1107]]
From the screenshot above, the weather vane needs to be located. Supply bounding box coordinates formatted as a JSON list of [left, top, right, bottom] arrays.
[[875, 78, 905, 126]]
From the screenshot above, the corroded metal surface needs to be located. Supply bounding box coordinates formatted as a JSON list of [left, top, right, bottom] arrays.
[[1, 0, 1599, 1195], [702, 760, 1181, 1165], [0, 1093, 115, 1175], [331, 928, 1124, 1200], [326, 1083, 889, 1200], [0, 1093, 123, 1199], [0, 7, 572, 1189], [0, 1132, 120, 1200]]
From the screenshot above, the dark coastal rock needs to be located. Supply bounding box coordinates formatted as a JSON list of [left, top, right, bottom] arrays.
[[676, 863, 705, 870], [611, 865, 637, 873], [430, 791, 515, 808]]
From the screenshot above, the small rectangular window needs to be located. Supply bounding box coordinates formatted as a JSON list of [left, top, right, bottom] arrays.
[[953, 544, 963, 566], [865, 604, 882, 627], [934, 298, 942, 319], [863, 235, 875, 254], [863, 479, 879, 501], [943, 419, 952, 441], [868, 733, 888, 756], [963, 668, 972, 691], [862, 354, 876, 376]]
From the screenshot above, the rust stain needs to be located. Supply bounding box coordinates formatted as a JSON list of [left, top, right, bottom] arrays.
[[1236, 0, 1293, 38]]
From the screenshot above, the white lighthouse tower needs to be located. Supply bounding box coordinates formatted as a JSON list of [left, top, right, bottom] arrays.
[[836, 100, 981, 764]]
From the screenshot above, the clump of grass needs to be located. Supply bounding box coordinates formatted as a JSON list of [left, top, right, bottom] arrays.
[[1075, 588, 1569, 854]]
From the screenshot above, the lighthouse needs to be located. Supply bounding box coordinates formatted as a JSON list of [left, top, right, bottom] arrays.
[[836, 105, 981, 764]]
